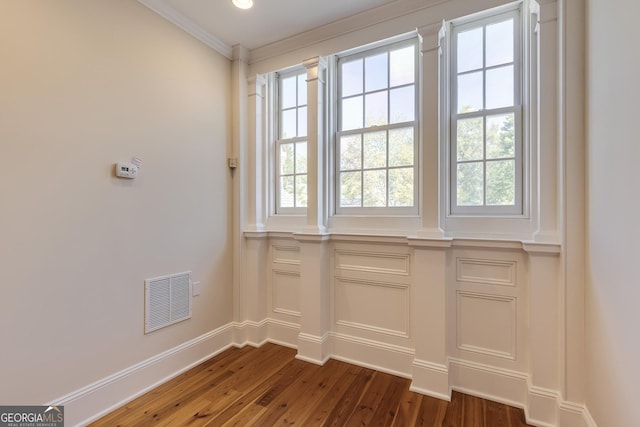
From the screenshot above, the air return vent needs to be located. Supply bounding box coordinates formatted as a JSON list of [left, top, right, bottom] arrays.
[[145, 272, 192, 334]]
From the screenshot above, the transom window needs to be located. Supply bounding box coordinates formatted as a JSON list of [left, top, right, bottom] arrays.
[[336, 39, 419, 214], [450, 10, 523, 215], [276, 70, 307, 213]]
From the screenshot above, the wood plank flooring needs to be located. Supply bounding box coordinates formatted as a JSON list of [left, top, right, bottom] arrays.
[[90, 343, 532, 426]]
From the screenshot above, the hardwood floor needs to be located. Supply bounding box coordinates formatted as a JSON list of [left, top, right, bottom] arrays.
[[90, 343, 532, 426]]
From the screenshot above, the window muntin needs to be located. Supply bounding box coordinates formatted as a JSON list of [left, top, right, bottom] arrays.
[[276, 71, 307, 213], [336, 39, 419, 214], [450, 10, 523, 215]]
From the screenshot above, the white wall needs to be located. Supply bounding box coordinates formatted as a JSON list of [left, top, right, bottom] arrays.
[[586, 0, 640, 425], [0, 0, 232, 415]]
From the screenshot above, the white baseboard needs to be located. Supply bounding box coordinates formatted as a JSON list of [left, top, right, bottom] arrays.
[[449, 358, 529, 409], [266, 318, 300, 348], [329, 332, 414, 379], [232, 319, 269, 347], [558, 400, 594, 427], [410, 358, 450, 401], [51, 324, 235, 427], [581, 406, 597, 427], [296, 332, 331, 365], [50, 319, 597, 427]]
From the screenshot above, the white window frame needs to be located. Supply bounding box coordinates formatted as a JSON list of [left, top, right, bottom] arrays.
[[446, 3, 527, 218], [275, 68, 308, 215], [334, 38, 420, 216]]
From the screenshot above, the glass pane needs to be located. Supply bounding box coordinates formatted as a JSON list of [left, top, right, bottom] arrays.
[[363, 131, 386, 169], [486, 65, 514, 110], [365, 91, 388, 127], [281, 75, 297, 109], [295, 174, 308, 207], [486, 114, 515, 159], [280, 143, 294, 174], [390, 85, 415, 123], [457, 71, 483, 113], [486, 160, 515, 205], [340, 134, 362, 171], [342, 96, 363, 131], [340, 171, 362, 207], [390, 45, 414, 86], [486, 19, 514, 67], [342, 58, 363, 97], [457, 162, 484, 206], [297, 106, 307, 137], [363, 169, 387, 207], [457, 27, 483, 73], [279, 176, 294, 208], [389, 127, 414, 167], [389, 167, 414, 207], [297, 73, 307, 106], [456, 117, 484, 161], [365, 53, 388, 92], [295, 141, 307, 173], [281, 109, 297, 139]]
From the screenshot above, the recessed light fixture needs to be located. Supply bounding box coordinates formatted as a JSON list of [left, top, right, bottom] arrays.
[[232, 0, 254, 9]]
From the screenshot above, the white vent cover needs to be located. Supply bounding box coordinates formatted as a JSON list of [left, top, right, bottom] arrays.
[[145, 271, 192, 334]]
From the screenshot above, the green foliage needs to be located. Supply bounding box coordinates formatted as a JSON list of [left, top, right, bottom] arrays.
[[455, 111, 516, 207], [339, 128, 415, 208]]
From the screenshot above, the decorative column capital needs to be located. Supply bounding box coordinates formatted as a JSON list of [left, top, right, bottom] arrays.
[[231, 44, 249, 63], [247, 74, 267, 98], [303, 56, 328, 83]]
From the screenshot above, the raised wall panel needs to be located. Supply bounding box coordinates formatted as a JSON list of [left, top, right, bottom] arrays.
[[272, 245, 300, 265], [335, 249, 410, 276], [271, 270, 301, 317], [335, 277, 409, 338], [456, 258, 517, 286], [456, 291, 516, 360]]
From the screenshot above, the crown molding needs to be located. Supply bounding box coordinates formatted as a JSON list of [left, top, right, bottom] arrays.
[[248, 0, 452, 66], [137, 0, 233, 59]]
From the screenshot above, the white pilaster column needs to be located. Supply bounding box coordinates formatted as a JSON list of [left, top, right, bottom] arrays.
[[302, 56, 328, 234], [294, 233, 330, 365], [417, 24, 446, 238], [293, 57, 330, 363], [408, 237, 451, 400], [246, 74, 268, 232], [523, 243, 561, 425], [233, 46, 269, 344], [231, 45, 248, 324]]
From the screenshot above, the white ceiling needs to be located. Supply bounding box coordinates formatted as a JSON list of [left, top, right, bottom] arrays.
[[140, 0, 397, 54]]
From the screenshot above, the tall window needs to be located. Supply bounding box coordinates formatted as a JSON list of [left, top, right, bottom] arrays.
[[450, 9, 522, 215], [276, 70, 307, 213], [336, 39, 419, 214]]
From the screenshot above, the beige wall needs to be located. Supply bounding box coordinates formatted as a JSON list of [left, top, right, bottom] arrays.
[[0, 0, 232, 405], [586, 0, 640, 425]]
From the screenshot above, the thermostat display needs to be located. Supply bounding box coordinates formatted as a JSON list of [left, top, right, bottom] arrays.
[[116, 162, 138, 179]]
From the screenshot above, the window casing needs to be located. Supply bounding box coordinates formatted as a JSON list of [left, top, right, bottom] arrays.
[[449, 8, 524, 216], [335, 39, 419, 215], [276, 70, 308, 214]]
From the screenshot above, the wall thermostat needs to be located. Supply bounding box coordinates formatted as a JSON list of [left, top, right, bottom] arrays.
[[115, 162, 138, 179]]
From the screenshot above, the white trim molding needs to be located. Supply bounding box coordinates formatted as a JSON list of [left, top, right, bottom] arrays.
[[50, 324, 236, 427], [136, 0, 233, 58]]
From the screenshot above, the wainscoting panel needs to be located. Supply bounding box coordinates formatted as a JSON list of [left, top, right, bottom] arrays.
[[456, 291, 517, 360], [335, 249, 410, 276], [334, 277, 409, 338], [448, 247, 528, 373], [269, 239, 301, 326], [456, 258, 517, 286], [332, 242, 413, 350], [272, 245, 300, 265], [271, 270, 301, 318]]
